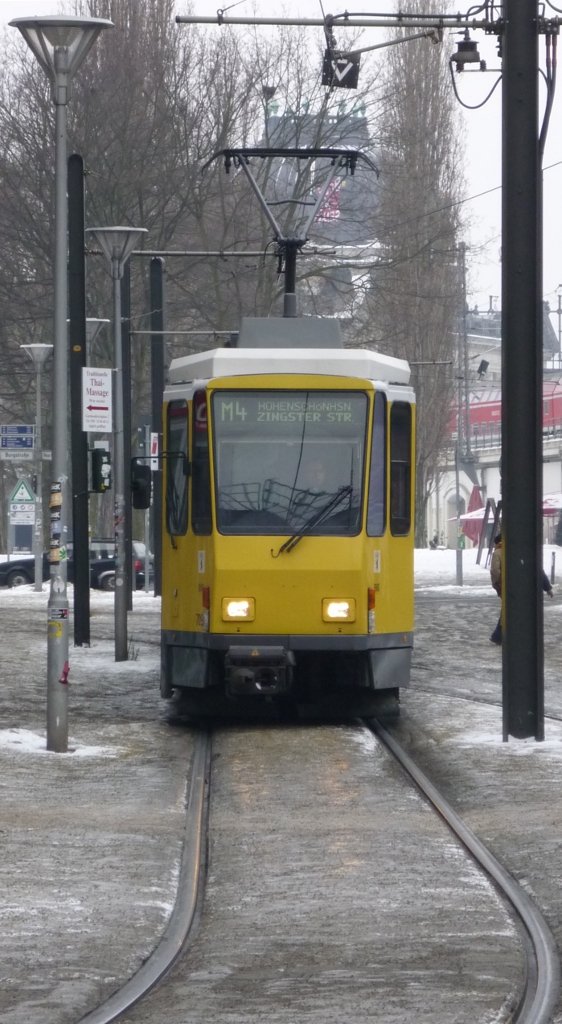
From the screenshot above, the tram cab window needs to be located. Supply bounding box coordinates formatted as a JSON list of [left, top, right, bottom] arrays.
[[390, 402, 412, 536], [166, 401, 188, 536], [191, 390, 212, 535], [211, 390, 367, 536], [367, 392, 386, 536]]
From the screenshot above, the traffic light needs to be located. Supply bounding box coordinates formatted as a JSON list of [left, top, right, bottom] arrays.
[[91, 448, 112, 493], [131, 458, 151, 509]]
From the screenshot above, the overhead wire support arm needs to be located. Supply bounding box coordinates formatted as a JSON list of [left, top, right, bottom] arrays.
[[202, 146, 378, 317], [204, 147, 371, 242], [175, 12, 491, 31]]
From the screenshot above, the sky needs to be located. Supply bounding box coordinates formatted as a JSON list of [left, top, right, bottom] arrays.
[[1, 1, 560, 327]]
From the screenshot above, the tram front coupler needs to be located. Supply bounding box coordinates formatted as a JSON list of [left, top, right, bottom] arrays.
[[225, 646, 295, 696]]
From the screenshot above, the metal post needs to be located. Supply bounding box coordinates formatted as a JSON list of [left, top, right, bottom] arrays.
[[45, 66, 71, 752], [10, 14, 113, 752], [455, 264, 464, 586], [19, 349, 54, 593], [150, 258, 164, 597], [68, 152, 90, 646], [460, 243, 471, 457], [454, 443, 463, 586], [501, 0, 542, 740], [86, 227, 148, 660], [144, 423, 151, 593], [552, 286, 556, 366], [121, 262, 133, 605], [34, 363, 43, 591], [283, 241, 299, 318], [112, 260, 128, 661]]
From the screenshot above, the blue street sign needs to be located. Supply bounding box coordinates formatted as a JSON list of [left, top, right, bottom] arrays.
[[0, 425, 34, 449]]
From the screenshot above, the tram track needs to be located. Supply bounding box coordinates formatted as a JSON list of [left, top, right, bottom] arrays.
[[68, 722, 559, 1024], [9, 594, 561, 1022], [77, 730, 211, 1024], [369, 718, 560, 1024], [408, 684, 562, 725]]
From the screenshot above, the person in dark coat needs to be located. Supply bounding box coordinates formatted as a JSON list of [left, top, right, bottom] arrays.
[[490, 533, 503, 644], [543, 569, 554, 599], [490, 532, 553, 645]]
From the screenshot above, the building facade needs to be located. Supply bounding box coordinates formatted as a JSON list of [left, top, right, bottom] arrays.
[[427, 303, 562, 547]]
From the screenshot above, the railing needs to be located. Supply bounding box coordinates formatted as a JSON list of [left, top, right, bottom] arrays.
[[447, 419, 562, 451]]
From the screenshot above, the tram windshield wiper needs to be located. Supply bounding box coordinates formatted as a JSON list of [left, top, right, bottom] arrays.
[[272, 485, 353, 557]]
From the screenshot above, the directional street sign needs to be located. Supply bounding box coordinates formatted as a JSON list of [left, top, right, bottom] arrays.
[[0, 424, 34, 449], [82, 368, 112, 433]]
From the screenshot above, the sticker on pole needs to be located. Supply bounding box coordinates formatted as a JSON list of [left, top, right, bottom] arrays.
[[150, 432, 159, 470], [82, 368, 112, 433]]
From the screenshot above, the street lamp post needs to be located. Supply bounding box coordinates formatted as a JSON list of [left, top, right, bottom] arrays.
[[10, 16, 113, 752], [20, 344, 53, 593], [86, 227, 148, 661], [552, 286, 556, 370]]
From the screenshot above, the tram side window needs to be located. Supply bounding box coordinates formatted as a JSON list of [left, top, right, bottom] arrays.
[[367, 392, 386, 536], [192, 390, 212, 535], [166, 401, 188, 536], [390, 402, 412, 536]]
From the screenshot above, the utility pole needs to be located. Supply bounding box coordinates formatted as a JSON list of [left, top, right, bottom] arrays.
[[459, 242, 471, 458], [68, 153, 90, 646], [501, 0, 543, 740], [552, 284, 556, 368], [150, 258, 165, 598]]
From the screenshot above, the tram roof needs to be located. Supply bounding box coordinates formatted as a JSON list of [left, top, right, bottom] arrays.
[[167, 347, 411, 386]]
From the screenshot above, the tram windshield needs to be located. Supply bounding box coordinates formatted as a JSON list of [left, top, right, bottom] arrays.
[[212, 390, 368, 535]]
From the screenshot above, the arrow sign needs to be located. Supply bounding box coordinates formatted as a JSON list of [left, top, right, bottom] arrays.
[[82, 368, 112, 433]]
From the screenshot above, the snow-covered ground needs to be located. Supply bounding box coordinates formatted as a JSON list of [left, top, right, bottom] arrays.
[[0, 544, 560, 760], [1, 548, 562, 1024], [414, 543, 560, 591]]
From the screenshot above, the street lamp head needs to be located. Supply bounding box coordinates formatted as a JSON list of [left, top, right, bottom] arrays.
[[86, 318, 110, 341], [9, 17, 113, 100], [20, 343, 54, 369], [86, 226, 148, 277], [86, 318, 110, 362]]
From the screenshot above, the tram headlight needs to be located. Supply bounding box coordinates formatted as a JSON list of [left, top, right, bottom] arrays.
[[322, 598, 356, 622], [222, 597, 255, 622]]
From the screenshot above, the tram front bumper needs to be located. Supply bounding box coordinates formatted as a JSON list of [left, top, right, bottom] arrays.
[[225, 645, 295, 696]]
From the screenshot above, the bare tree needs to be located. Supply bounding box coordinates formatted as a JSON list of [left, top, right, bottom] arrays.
[[354, 5, 465, 544], [0, 4, 386, 545]]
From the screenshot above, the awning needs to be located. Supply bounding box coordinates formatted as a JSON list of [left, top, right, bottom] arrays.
[[462, 485, 484, 542], [451, 493, 562, 521]]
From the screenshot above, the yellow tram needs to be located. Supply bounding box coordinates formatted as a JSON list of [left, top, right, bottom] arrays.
[[160, 318, 415, 718]]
